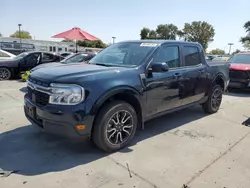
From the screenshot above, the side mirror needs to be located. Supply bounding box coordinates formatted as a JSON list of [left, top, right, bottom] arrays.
[[149, 62, 169, 72]]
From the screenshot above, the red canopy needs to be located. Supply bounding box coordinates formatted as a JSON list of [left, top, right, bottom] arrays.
[[52, 27, 100, 41]]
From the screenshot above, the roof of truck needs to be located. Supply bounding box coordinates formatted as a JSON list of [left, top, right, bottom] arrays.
[[119, 40, 201, 46]]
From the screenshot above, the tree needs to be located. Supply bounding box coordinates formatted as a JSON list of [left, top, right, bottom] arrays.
[[62, 39, 74, 42], [240, 21, 250, 45], [148, 30, 157, 39], [10, 30, 32, 39], [243, 21, 250, 32], [155, 24, 179, 40], [243, 41, 250, 50], [0, 33, 2, 37], [232, 49, 241, 55], [140, 27, 151, 39], [181, 21, 215, 50], [140, 24, 180, 40], [210, 48, 225, 55], [77, 40, 106, 48]]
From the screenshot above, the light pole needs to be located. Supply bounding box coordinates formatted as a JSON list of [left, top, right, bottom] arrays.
[[18, 24, 22, 50], [112, 37, 116, 44], [228, 43, 234, 55]]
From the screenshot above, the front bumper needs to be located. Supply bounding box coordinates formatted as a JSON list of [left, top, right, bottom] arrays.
[[229, 69, 250, 89], [24, 95, 95, 139], [228, 79, 250, 89]]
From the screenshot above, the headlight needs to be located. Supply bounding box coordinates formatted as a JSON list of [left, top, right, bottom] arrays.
[[49, 83, 84, 105]]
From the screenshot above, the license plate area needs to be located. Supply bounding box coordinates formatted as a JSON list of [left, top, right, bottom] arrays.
[[25, 102, 36, 119]]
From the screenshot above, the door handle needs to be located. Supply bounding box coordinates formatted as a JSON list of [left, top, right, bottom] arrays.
[[173, 73, 182, 79]]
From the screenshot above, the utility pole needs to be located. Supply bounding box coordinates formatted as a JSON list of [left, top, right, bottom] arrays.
[[112, 37, 116, 44], [228, 43, 234, 55], [18, 24, 22, 50]]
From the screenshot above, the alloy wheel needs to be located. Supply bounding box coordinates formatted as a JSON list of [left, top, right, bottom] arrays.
[[211, 87, 222, 111], [0, 68, 11, 80], [106, 110, 134, 145]]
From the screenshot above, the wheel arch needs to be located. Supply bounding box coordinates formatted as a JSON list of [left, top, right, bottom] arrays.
[[212, 73, 226, 91], [91, 86, 144, 132]]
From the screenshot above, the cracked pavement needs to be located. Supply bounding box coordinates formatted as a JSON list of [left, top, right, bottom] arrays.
[[1, 80, 250, 188]]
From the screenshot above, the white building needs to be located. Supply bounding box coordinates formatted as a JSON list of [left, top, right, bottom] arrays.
[[0, 37, 102, 54]]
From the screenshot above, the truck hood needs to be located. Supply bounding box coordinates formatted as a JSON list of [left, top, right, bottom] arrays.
[[229, 63, 250, 71], [29, 63, 128, 83]]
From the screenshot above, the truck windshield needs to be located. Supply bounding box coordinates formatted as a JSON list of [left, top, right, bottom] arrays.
[[89, 42, 158, 67], [228, 54, 250, 64]]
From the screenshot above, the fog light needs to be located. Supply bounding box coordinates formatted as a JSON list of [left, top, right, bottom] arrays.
[[76, 125, 85, 130]]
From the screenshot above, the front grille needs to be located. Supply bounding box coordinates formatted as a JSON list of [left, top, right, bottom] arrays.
[[27, 85, 50, 106], [229, 70, 249, 79]]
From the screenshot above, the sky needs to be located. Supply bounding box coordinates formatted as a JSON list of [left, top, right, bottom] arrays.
[[0, 0, 249, 52]]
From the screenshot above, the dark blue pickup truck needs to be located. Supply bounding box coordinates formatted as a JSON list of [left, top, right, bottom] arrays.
[[24, 40, 230, 152]]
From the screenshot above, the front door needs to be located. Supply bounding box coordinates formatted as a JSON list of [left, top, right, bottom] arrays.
[[19, 52, 41, 72], [181, 45, 207, 105], [145, 44, 184, 118]]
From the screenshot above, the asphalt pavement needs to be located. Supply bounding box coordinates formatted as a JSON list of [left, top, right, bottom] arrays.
[[1, 80, 250, 188]]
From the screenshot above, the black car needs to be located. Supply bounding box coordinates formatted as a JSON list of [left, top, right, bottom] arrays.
[[24, 40, 229, 152], [0, 51, 64, 80], [60, 52, 74, 58], [30, 52, 96, 72]]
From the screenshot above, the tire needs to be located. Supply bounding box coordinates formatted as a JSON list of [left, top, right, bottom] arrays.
[[0, 68, 12, 80], [202, 84, 223, 114], [93, 100, 138, 152]]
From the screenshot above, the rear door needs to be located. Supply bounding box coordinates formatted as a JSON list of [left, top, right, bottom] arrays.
[[181, 45, 207, 105]]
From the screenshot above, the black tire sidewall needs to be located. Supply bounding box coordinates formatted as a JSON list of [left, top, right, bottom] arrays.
[[94, 101, 138, 152], [209, 85, 223, 112], [0, 68, 11, 80]]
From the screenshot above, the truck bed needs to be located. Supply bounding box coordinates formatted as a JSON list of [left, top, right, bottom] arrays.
[[206, 60, 228, 66], [206, 60, 230, 91]]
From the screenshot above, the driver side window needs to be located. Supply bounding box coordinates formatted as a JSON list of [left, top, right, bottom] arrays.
[[152, 46, 181, 69], [26, 53, 40, 65]]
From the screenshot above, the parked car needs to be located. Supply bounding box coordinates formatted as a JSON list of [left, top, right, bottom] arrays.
[[227, 52, 250, 90], [24, 40, 229, 152], [205, 55, 217, 60], [212, 56, 230, 62], [20, 52, 96, 81], [60, 52, 74, 58], [0, 51, 64, 80], [0, 49, 16, 60]]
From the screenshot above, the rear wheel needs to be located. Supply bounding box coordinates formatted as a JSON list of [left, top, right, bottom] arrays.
[[0, 68, 12, 80], [93, 100, 138, 152], [202, 84, 223, 114]]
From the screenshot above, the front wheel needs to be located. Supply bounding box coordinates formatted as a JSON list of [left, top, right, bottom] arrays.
[[202, 84, 223, 114], [93, 100, 138, 152], [0, 68, 12, 80]]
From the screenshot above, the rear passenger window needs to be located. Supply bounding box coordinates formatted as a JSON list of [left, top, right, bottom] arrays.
[[183, 46, 201, 66], [152, 46, 181, 68], [42, 53, 55, 61]]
